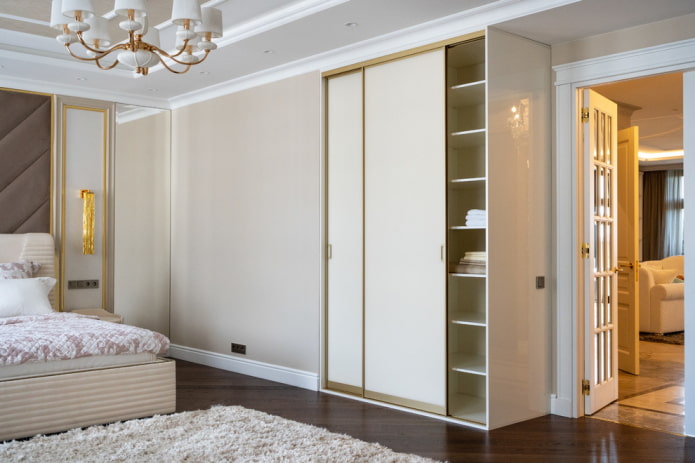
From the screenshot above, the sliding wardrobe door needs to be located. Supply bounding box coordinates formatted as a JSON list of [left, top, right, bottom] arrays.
[[364, 49, 446, 413], [326, 71, 364, 393]]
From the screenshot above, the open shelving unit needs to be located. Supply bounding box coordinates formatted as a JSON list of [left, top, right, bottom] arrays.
[[446, 37, 488, 426]]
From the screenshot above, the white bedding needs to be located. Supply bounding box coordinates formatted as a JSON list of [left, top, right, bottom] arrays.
[[0, 312, 169, 368]]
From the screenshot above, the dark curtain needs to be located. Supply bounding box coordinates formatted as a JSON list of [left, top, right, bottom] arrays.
[[642, 171, 666, 261]]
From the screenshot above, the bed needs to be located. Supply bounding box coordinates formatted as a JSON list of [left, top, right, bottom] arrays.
[[0, 233, 175, 442]]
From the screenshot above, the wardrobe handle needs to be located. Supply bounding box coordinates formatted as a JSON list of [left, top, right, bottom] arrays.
[[440, 245, 444, 262], [328, 244, 332, 260]]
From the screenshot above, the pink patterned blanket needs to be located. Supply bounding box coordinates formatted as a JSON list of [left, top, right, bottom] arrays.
[[0, 312, 170, 366]]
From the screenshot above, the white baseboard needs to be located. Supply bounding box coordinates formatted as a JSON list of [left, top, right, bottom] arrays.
[[168, 344, 319, 391], [550, 395, 574, 418]]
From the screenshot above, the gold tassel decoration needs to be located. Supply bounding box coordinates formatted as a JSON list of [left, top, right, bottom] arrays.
[[80, 189, 95, 255]]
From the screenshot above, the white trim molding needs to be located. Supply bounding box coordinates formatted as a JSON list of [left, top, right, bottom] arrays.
[[168, 344, 320, 391], [551, 37, 695, 422]]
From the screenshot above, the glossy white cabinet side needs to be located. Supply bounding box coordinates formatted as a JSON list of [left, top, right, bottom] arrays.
[[486, 27, 551, 429], [364, 49, 447, 413], [326, 71, 364, 391]]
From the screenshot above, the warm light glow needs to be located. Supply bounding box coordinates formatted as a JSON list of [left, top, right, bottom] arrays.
[[638, 150, 684, 161], [81, 189, 95, 255]]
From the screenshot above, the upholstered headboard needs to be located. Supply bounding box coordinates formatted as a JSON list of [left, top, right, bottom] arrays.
[[0, 233, 56, 309]]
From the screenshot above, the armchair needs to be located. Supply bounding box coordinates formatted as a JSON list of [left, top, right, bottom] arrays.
[[639, 255, 684, 334]]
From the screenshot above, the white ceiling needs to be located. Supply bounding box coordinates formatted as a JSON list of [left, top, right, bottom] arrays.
[[0, 0, 693, 153]]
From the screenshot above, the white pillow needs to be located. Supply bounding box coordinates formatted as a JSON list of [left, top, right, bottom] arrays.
[[0, 277, 56, 317]]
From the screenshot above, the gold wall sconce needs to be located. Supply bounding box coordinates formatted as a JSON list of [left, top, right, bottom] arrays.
[[80, 189, 95, 255]]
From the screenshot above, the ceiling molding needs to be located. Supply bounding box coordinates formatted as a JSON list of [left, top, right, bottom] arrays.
[[0, 73, 169, 108], [170, 0, 577, 109], [553, 37, 695, 86]]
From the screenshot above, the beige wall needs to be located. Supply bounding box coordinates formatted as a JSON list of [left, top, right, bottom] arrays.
[[114, 109, 171, 334], [552, 13, 695, 66], [170, 72, 321, 373]]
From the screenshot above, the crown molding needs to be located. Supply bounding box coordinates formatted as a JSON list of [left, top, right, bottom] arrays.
[[170, 0, 578, 109], [0, 72, 169, 109], [553, 37, 695, 86]]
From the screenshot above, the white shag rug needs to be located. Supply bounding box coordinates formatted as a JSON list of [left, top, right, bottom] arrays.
[[0, 405, 439, 462]]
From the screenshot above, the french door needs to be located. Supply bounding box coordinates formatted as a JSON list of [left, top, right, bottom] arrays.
[[583, 89, 619, 415]]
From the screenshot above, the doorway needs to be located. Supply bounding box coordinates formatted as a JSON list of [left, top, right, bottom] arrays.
[[582, 73, 685, 434]]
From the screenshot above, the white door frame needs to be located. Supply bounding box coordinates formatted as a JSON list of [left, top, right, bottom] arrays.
[[551, 38, 695, 430]]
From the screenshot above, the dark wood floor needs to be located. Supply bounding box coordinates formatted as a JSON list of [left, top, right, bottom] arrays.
[[175, 359, 695, 462]]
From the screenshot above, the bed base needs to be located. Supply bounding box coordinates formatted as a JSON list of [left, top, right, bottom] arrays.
[[0, 359, 175, 442]]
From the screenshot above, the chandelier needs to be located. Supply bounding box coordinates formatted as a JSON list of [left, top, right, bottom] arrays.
[[50, 0, 223, 75]]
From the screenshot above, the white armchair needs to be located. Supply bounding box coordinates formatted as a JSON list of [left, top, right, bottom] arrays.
[[639, 255, 684, 334]]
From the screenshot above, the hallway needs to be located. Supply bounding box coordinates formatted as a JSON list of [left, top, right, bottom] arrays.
[[592, 340, 684, 434]]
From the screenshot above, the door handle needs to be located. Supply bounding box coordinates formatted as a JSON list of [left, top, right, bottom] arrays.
[[612, 266, 623, 274], [618, 261, 634, 269]]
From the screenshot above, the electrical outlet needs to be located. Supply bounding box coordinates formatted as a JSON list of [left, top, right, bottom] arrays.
[[67, 280, 99, 290], [536, 276, 545, 289], [231, 343, 246, 355]]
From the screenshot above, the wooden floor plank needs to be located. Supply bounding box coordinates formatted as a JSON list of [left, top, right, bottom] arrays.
[[175, 359, 695, 462]]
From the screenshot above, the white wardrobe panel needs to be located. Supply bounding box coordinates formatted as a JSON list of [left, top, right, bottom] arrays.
[[364, 49, 446, 412], [486, 27, 551, 428], [326, 71, 364, 390]]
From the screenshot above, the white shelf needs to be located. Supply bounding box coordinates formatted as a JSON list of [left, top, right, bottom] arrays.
[[449, 80, 486, 107], [449, 129, 485, 149], [449, 272, 486, 278], [450, 311, 486, 326], [449, 177, 486, 190], [449, 393, 487, 425], [450, 353, 486, 375], [449, 225, 486, 230]]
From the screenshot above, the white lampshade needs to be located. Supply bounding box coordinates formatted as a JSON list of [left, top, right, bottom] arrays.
[[195, 7, 222, 38], [114, 0, 148, 16], [171, 0, 202, 26], [50, 0, 68, 28], [61, 0, 95, 19], [83, 16, 111, 48]]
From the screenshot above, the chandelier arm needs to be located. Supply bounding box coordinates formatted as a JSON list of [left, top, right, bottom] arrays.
[[65, 42, 127, 62], [95, 57, 121, 71], [157, 49, 211, 67], [148, 40, 190, 60], [65, 43, 123, 61], [74, 31, 128, 56], [154, 55, 192, 74]]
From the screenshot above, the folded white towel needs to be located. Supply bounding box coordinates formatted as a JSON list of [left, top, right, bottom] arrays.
[[465, 219, 486, 227], [466, 209, 487, 217]]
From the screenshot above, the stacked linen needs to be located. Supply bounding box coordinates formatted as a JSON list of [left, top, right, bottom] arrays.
[[449, 251, 487, 275], [465, 209, 487, 227]]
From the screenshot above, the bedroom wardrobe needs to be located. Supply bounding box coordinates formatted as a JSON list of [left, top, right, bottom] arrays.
[[325, 27, 552, 429]]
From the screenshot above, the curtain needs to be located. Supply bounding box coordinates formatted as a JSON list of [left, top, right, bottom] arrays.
[[664, 169, 684, 257], [642, 169, 684, 260], [642, 171, 666, 261]]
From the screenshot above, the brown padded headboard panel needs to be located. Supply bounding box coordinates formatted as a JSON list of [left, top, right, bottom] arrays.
[[0, 89, 51, 234]]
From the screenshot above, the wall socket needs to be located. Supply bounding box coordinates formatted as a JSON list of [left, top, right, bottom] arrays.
[[67, 280, 99, 290], [231, 343, 246, 355]]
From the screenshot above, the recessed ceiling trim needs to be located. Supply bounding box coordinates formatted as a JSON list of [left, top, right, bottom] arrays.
[[0, 73, 169, 108], [215, 0, 350, 48], [0, 45, 135, 78], [169, 0, 577, 109], [0, 13, 48, 27]]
